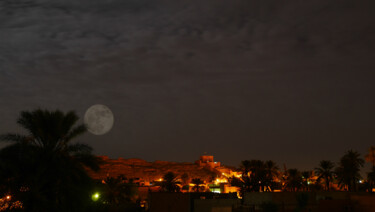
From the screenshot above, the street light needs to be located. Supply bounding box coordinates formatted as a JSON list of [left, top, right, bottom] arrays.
[[92, 192, 100, 201]]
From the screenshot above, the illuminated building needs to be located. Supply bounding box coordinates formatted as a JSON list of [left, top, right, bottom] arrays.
[[195, 155, 221, 169]]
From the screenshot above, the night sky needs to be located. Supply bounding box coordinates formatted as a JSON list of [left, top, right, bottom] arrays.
[[1, 0, 375, 171]]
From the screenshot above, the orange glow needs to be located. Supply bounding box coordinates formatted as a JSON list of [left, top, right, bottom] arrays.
[[6, 195, 11, 200], [215, 178, 228, 184]]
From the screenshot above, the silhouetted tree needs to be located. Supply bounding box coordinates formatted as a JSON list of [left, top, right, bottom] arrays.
[[335, 150, 364, 191], [284, 169, 302, 192], [191, 178, 205, 192], [160, 172, 180, 192], [181, 173, 190, 186], [102, 176, 138, 205], [0, 109, 100, 211], [91, 176, 140, 211], [263, 160, 279, 192], [237, 160, 251, 194], [229, 176, 245, 197], [240, 160, 264, 192], [236, 160, 279, 193], [301, 171, 312, 191], [315, 160, 335, 191]]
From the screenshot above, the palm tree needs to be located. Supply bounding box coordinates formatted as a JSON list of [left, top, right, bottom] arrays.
[[160, 172, 180, 192], [181, 173, 190, 186], [98, 176, 138, 208], [238, 160, 252, 194], [0, 109, 100, 211], [263, 160, 279, 192], [249, 160, 266, 192], [301, 171, 312, 191], [335, 150, 364, 191], [315, 160, 335, 191], [191, 178, 205, 192], [237, 160, 279, 193], [229, 176, 245, 198], [284, 169, 302, 192], [241, 160, 266, 192], [241, 160, 252, 175], [365, 146, 375, 167]]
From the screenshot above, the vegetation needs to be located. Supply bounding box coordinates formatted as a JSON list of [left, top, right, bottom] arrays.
[[91, 176, 140, 212], [301, 171, 312, 191], [191, 178, 205, 192], [160, 172, 180, 192], [284, 169, 303, 192], [228, 149, 373, 194], [237, 160, 279, 194], [103, 176, 137, 205], [0, 109, 100, 211], [181, 173, 190, 186], [315, 160, 335, 191], [263, 160, 280, 192], [335, 150, 364, 191]]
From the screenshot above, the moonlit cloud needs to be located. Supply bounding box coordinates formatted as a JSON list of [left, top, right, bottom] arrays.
[[1, 0, 375, 170]]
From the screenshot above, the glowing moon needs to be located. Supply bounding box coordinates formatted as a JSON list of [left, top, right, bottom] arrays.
[[84, 104, 114, 135]]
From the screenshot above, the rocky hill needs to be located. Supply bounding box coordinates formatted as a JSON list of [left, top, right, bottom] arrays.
[[88, 156, 221, 183]]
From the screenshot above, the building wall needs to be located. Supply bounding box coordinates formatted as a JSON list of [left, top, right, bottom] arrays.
[[194, 199, 239, 212], [350, 194, 375, 212], [149, 193, 190, 212], [195, 155, 221, 169], [200, 155, 214, 163], [244, 192, 316, 211], [317, 200, 353, 212], [150, 192, 239, 212], [243, 192, 375, 212]]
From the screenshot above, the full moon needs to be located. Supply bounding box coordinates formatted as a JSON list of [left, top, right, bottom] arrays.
[[84, 104, 114, 135]]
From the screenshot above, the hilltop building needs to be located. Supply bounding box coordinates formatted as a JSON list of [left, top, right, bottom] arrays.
[[195, 155, 221, 169]]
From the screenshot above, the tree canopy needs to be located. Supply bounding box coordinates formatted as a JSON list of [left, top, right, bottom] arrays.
[[0, 109, 100, 211]]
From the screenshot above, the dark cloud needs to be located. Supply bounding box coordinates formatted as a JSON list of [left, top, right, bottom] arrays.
[[1, 0, 375, 171]]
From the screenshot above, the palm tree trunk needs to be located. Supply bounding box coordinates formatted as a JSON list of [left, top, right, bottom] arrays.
[[325, 177, 329, 191]]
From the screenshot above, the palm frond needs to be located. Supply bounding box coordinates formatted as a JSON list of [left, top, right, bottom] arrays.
[[0, 133, 29, 143], [66, 143, 92, 154], [73, 153, 101, 172], [17, 110, 38, 136], [61, 111, 80, 137], [64, 125, 87, 143]]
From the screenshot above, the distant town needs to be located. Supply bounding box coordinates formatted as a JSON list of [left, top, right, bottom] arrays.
[[85, 152, 375, 211]]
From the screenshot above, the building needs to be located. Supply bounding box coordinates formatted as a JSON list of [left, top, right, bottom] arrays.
[[195, 155, 221, 169], [149, 192, 239, 212], [242, 192, 375, 212]]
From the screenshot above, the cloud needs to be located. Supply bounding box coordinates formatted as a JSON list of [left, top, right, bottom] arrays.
[[1, 0, 375, 167]]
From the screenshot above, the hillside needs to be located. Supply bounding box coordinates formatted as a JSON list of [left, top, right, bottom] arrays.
[[88, 156, 221, 183]]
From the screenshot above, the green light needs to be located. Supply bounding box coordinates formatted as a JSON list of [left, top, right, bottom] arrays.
[[92, 192, 100, 201]]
